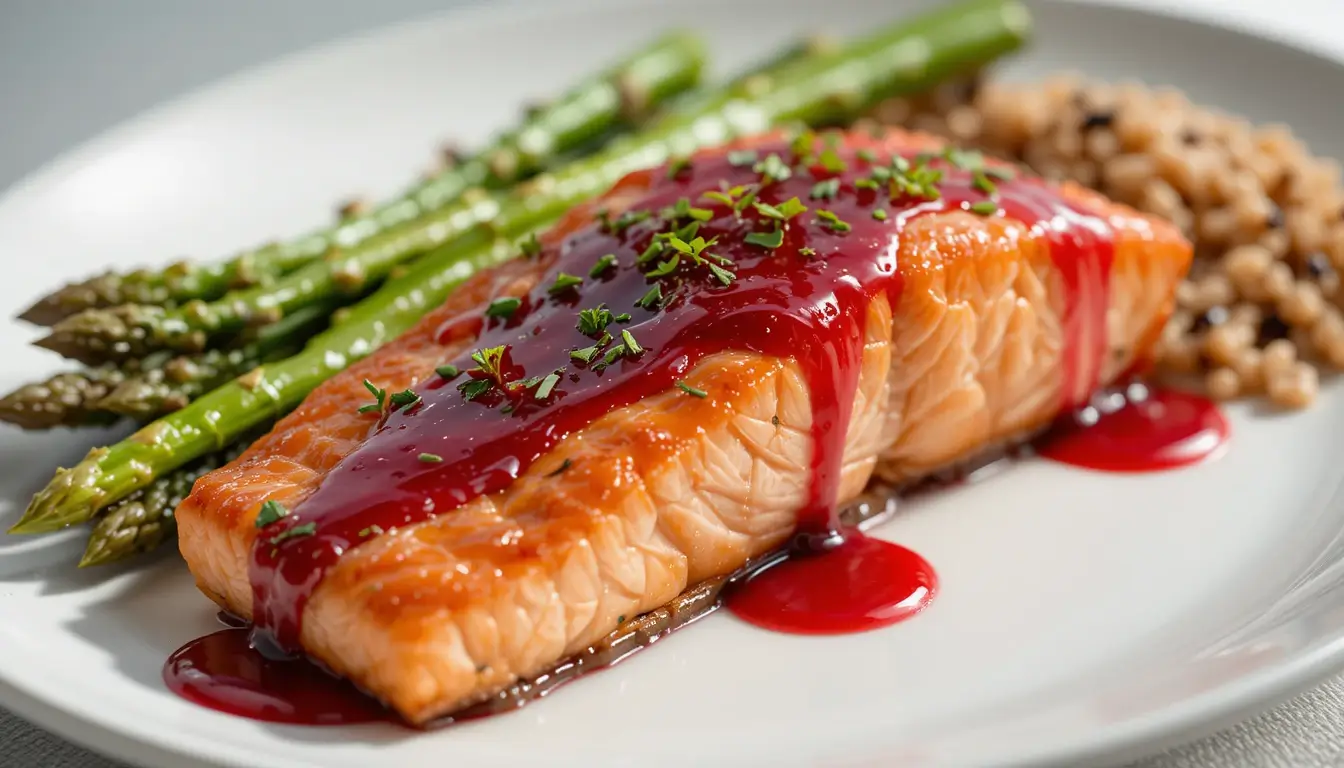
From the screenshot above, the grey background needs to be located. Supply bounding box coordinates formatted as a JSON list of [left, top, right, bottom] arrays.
[[2, 1, 1344, 766]]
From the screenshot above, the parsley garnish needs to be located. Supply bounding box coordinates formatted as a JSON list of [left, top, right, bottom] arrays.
[[753, 197, 807, 222], [872, 208, 888, 221], [436, 364, 460, 380], [701, 190, 735, 207], [745, 228, 784, 249], [535, 371, 561, 399], [388, 389, 421, 412], [662, 197, 713, 223], [358, 379, 386, 414], [620, 329, 644, 356], [636, 283, 664, 310], [548, 272, 583, 296], [676, 381, 708, 398], [570, 333, 611, 364], [609, 209, 651, 234], [458, 379, 493, 400], [589, 253, 618, 278], [458, 345, 509, 400], [255, 500, 288, 529], [577, 305, 615, 336], [972, 170, 997, 196], [520, 233, 542, 259], [357, 524, 385, 538], [485, 296, 521, 319], [799, 247, 817, 258], [754, 153, 792, 183], [269, 522, 317, 546], [418, 453, 443, 463], [970, 200, 999, 215], [856, 148, 877, 163], [816, 209, 852, 233], [818, 148, 847, 174], [614, 312, 632, 322], [810, 178, 840, 200]]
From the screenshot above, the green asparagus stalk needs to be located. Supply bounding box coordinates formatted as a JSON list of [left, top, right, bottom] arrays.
[[35, 0, 1027, 366], [95, 302, 333, 420], [11, 0, 1031, 534], [79, 436, 257, 567], [0, 366, 130, 430], [18, 31, 707, 327]]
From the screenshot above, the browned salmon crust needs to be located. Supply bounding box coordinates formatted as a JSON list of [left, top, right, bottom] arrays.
[[177, 130, 1192, 723]]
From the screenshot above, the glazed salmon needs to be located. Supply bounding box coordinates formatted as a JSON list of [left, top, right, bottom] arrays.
[[177, 129, 1191, 724]]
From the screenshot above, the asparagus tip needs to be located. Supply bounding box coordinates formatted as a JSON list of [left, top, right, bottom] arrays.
[[8, 449, 111, 534], [34, 305, 167, 366]]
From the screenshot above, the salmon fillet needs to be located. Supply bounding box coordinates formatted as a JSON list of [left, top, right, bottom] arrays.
[[177, 129, 1191, 724]]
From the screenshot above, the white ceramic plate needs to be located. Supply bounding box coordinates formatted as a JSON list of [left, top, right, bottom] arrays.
[[3, 1, 1344, 766]]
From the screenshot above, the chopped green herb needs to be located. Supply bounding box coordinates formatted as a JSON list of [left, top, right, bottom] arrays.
[[614, 312, 632, 322], [646, 253, 681, 278], [666, 156, 692, 179], [984, 166, 1016, 181], [676, 381, 708, 398], [816, 209, 852, 233], [599, 343, 628, 368], [754, 153, 792, 183], [418, 453, 443, 463], [546, 458, 572, 477], [255, 500, 288, 529], [358, 524, 385, 538], [535, 372, 561, 399], [728, 149, 759, 167], [970, 200, 999, 215], [637, 239, 664, 265], [269, 522, 317, 546], [789, 129, 817, 162], [701, 190, 735, 207], [458, 378, 494, 401], [855, 178, 880, 191], [548, 272, 583, 296], [617, 615, 627, 624], [662, 197, 713, 222], [360, 379, 387, 414], [609, 209, 651, 234], [707, 263, 736, 286], [856, 148, 877, 163], [872, 208, 888, 221], [810, 178, 840, 200], [972, 170, 997, 195], [436, 364, 460, 381], [388, 389, 421, 411], [577, 305, 615, 336], [520, 233, 542, 259], [635, 283, 664, 310], [589, 253, 618, 278], [620, 329, 644, 356], [471, 345, 508, 378], [485, 296, 522, 319], [753, 196, 808, 222], [818, 148, 847, 174], [745, 228, 785, 249], [570, 333, 611, 364], [799, 246, 817, 258]]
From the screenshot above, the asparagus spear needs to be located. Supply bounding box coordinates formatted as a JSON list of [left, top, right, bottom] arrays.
[[35, 0, 1026, 365], [18, 32, 705, 327], [95, 302, 332, 420], [11, 0, 1031, 534], [0, 366, 130, 430], [78, 439, 252, 567]]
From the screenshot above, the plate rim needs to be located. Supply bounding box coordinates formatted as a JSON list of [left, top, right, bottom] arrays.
[[3, 1, 1344, 767]]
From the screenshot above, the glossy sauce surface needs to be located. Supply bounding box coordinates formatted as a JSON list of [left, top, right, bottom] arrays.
[[164, 628, 391, 726], [247, 135, 1117, 652], [1038, 384, 1230, 472]]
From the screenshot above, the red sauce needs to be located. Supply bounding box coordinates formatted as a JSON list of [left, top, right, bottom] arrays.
[[726, 533, 937, 634], [1038, 383, 1230, 472], [246, 135, 1117, 653], [163, 629, 392, 726]]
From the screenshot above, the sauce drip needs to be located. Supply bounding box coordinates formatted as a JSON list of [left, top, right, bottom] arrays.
[[247, 135, 1116, 652], [725, 533, 936, 634], [1038, 383, 1230, 472], [163, 629, 391, 725]]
